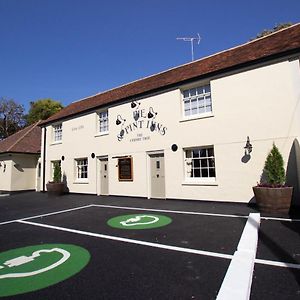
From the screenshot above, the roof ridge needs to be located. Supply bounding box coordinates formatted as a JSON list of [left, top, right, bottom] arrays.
[[70, 23, 300, 105], [7, 120, 41, 151]]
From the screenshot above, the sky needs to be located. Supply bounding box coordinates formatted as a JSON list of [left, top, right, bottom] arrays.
[[0, 0, 300, 112]]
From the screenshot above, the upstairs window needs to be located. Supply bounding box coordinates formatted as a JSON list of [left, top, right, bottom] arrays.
[[183, 84, 212, 117], [185, 147, 216, 180], [98, 110, 109, 133], [53, 124, 62, 142]]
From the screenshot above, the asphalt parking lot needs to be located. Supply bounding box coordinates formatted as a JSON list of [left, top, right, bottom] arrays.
[[0, 192, 299, 299]]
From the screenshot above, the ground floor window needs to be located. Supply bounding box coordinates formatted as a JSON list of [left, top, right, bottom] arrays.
[[118, 157, 133, 181], [185, 146, 216, 180], [51, 160, 61, 181], [75, 158, 88, 180]]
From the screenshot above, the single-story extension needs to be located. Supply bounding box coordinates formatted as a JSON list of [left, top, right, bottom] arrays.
[[0, 121, 42, 194]]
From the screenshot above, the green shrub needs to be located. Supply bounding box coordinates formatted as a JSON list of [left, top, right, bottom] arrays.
[[263, 143, 286, 186], [53, 162, 62, 183]]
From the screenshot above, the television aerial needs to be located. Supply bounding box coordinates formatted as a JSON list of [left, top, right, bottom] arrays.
[[176, 33, 201, 61]]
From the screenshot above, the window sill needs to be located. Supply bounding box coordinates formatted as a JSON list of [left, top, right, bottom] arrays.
[[94, 132, 109, 137], [180, 113, 214, 123], [182, 180, 218, 186], [73, 180, 89, 184], [50, 141, 62, 146]]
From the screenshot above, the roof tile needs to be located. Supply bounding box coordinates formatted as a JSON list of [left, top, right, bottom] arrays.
[[0, 121, 42, 154]]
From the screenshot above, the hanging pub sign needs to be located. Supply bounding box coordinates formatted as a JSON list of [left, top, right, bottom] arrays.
[[116, 102, 167, 142]]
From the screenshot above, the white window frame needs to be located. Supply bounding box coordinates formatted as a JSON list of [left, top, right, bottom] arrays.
[[184, 146, 216, 183], [75, 158, 88, 182], [53, 123, 62, 142], [182, 84, 212, 120], [98, 110, 109, 134]]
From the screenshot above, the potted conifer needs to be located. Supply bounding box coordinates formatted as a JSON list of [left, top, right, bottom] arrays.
[[46, 162, 65, 196], [253, 143, 293, 213]]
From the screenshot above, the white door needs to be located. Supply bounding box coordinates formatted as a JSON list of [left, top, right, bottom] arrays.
[[100, 158, 109, 195], [150, 153, 165, 199]]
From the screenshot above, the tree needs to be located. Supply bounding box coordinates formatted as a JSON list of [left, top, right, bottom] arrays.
[[26, 99, 63, 125], [263, 143, 286, 186], [53, 161, 62, 183], [253, 23, 293, 40], [0, 97, 26, 139]]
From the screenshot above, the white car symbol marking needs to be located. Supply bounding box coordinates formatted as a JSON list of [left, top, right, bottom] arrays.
[[0, 248, 70, 279], [120, 215, 159, 226]]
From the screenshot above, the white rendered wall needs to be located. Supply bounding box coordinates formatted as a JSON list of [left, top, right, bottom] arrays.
[[43, 59, 300, 203], [0, 156, 12, 191], [10, 154, 39, 191]]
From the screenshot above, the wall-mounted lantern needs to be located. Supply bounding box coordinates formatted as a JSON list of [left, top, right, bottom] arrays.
[[244, 136, 253, 155]]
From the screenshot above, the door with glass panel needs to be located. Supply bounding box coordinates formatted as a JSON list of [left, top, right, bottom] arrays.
[[100, 158, 109, 195], [150, 153, 165, 199]]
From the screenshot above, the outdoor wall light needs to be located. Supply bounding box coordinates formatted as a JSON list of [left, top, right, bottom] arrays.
[[244, 136, 253, 155]]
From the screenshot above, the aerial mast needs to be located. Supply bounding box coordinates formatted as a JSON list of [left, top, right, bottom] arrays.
[[176, 33, 201, 61]]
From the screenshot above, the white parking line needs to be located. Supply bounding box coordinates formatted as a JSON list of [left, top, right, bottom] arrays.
[[2, 202, 300, 276], [92, 204, 300, 222], [0, 204, 94, 226], [16, 219, 300, 270], [255, 258, 300, 269], [17, 220, 233, 260], [216, 213, 260, 300], [91, 204, 249, 219], [1, 203, 298, 227], [261, 216, 300, 222]]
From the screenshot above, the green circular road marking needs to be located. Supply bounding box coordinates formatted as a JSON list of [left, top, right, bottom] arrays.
[[0, 244, 90, 297], [107, 213, 172, 229]]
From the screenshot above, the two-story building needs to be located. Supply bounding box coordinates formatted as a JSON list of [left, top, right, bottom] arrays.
[[39, 24, 300, 205]]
